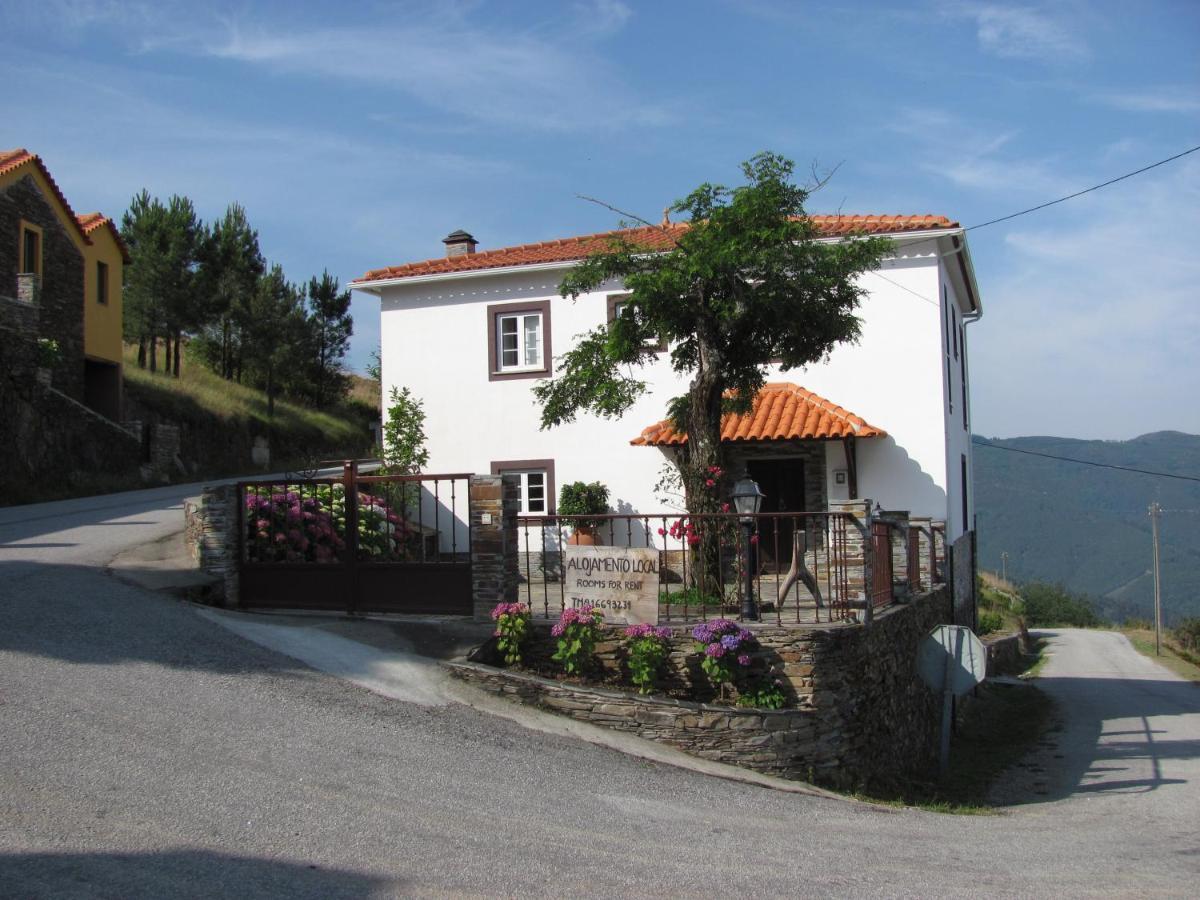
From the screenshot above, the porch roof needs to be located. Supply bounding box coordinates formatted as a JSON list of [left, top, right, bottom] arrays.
[[630, 382, 887, 447]]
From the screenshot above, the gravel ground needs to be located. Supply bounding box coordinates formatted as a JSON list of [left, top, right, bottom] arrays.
[[1, 487, 1197, 898]]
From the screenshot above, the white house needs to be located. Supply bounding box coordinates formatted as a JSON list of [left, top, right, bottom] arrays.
[[350, 215, 982, 543]]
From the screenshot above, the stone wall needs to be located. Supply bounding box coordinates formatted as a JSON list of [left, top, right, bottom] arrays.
[[983, 630, 1029, 675], [182, 483, 239, 606], [464, 585, 952, 788], [0, 173, 85, 400]]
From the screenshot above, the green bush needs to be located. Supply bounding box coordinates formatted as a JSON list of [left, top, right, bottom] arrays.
[[1173, 617, 1200, 653], [557, 481, 610, 528], [1019, 581, 1100, 628], [977, 611, 1005, 637]]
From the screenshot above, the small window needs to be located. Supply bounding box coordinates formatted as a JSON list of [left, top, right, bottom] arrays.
[[96, 261, 109, 305], [491, 459, 555, 515], [488, 301, 551, 381], [607, 293, 667, 352], [20, 224, 41, 275]]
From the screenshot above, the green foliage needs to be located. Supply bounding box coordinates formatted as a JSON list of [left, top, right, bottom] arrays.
[[623, 625, 673, 695], [35, 338, 60, 368], [736, 677, 788, 710], [303, 271, 354, 406], [491, 603, 530, 667], [366, 349, 382, 383], [551, 606, 604, 676], [976, 610, 1005, 637], [1019, 581, 1100, 628], [1173, 617, 1200, 653], [557, 481, 610, 528], [533, 152, 890, 514], [382, 386, 429, 474], [658, 586, 724, 607]]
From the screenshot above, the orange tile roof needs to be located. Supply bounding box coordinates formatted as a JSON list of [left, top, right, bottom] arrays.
[[355, 214, 959, 284], [0, 148, 91, 245], [77, 213, 131, 264], [631, 382, 887, 446]]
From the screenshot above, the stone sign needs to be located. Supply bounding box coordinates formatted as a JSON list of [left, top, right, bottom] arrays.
[[563, 546, 660, 625]]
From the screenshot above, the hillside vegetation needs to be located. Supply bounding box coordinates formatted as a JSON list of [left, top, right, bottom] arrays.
[[974, 431, 1200, 624], [124, 344, 377, 476]]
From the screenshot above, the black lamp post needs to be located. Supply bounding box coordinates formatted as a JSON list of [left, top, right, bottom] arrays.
[[731, 476, 765, 621]]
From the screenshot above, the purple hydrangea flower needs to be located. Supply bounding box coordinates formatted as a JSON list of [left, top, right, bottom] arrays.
[[737, 654, 751, 666], [705, 643, 725, 658], [720, 634, 740, 651]]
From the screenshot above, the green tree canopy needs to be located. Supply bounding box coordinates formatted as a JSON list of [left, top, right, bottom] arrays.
[[534, 152, 892, 511]]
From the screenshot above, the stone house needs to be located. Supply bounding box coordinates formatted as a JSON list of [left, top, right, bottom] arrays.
[[351, 215, 983, 544], [0, 148, 129, 420]]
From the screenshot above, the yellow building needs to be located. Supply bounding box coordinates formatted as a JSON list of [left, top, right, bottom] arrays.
[[78, 212, 129, 419], [0, 148, 127, 420]]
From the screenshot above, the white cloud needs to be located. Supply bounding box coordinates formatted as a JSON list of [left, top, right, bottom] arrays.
[[203, 7, 663, 133], [945, 2, 1089, 64], [1091, 89, 1200, 114], [969, 156, 1200, 438]]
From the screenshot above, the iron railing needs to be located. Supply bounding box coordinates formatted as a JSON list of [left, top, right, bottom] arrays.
[[515, 511, 858, 625]]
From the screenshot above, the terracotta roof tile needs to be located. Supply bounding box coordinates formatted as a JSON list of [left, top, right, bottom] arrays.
[[77, 212, 131, 264], [354, 214, 959, 284], [0, 148, 90, 245], [631, 382, 887, 446]]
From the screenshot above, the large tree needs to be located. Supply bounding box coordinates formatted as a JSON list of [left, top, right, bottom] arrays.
[[534, 152, 891, 513], [193, 203, 265, 381], [304, 270, 353, 406]]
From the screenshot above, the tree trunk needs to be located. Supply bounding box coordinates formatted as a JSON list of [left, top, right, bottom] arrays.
[[163, 334, 172, 376], [149, 335, 158, 373], [173, 331, 181, 377], [137, 337, 147, 369], [683, 331, 727, 599]]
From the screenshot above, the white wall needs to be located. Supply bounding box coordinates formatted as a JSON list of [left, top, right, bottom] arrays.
[[939, 256, 976, 539], [376, 244, 959, 522]]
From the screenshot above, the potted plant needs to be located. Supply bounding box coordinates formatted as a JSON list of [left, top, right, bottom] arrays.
[[558, 480, 610, 546]]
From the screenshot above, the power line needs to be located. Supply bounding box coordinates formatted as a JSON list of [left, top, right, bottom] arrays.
[[963, 144, 1200, 233], [972, 439, 1200, 482]]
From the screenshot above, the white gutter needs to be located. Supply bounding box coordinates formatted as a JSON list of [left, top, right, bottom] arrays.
[[349, 227, 967, 295]]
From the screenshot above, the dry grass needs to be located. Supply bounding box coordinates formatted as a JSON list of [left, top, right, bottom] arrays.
[[122, 344, 371, 449]]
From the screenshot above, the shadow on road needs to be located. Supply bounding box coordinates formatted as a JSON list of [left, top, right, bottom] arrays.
[[1000, 673, 1199, 805], [0, 849, 395, 899]]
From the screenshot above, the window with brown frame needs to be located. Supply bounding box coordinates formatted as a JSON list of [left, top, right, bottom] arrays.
[[487, 300, 552, 381], [606, 293, 667, 353], [491, 459, 556, 515]]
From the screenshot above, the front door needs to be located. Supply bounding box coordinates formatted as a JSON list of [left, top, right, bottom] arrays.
[[746, 459, 805, 572]]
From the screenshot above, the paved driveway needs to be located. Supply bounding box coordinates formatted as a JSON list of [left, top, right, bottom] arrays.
[[1, 489, 1197, 897]]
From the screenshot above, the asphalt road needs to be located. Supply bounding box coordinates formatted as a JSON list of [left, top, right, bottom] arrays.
[[2, 487, 1198, 898]]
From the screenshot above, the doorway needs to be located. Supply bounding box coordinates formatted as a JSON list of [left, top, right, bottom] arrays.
[[746, 459, 805, 571]]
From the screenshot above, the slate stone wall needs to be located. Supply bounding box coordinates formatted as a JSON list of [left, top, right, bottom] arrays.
[[183, 483, 240, 607], [0, 174, 85, 400], [461, 585, 951, 788]]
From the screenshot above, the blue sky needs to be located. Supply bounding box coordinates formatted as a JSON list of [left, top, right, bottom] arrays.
[[4, 0, 1197, 439]]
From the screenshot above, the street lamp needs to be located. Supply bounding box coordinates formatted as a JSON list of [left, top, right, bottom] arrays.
[[731, 476, 765, 621]]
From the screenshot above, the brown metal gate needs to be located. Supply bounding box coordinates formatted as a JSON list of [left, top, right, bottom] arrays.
[[870, 520, 893, 609], [238, 462, 472, 615]]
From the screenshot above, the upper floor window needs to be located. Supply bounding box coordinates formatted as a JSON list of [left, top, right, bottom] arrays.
[[20, 223, 42, 275], [487, 300, 552, 381], [96, 261, 109, 305], [607, 293, 667, 352]]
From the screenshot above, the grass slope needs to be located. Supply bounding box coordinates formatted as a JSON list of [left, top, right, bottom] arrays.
[[974, 431, 1200, 624], [123, 345, 377, 474]]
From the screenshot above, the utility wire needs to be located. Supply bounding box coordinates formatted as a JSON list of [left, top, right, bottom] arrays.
[[972, 439, 1200, 483], [963, 144, 1200, 233]]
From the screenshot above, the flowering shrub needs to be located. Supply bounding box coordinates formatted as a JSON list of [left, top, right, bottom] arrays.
[[736, 677, 788, 710], [491, 602, 530, 666], [691, 619, 755, 686], [623, 623, 674, 694], [551, 605, 604, 675], [244, 484, 417, 563]]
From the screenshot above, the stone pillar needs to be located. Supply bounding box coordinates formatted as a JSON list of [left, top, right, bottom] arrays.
[[183, 483, 240, 607], [877, 509, 910, 599], [909, 516, 933, 591], [470, 474, 520, 622], [828, 498, 873, 619], [931, 519, 947, 583]]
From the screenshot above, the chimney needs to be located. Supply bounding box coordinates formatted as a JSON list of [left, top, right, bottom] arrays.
[[442, 229, 477, 258]]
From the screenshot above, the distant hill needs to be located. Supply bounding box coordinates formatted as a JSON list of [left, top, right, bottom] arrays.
[[974, 431, 1200, 625]]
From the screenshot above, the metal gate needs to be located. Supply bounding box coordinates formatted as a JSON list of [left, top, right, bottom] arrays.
[[238, 462, 472, 615]]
